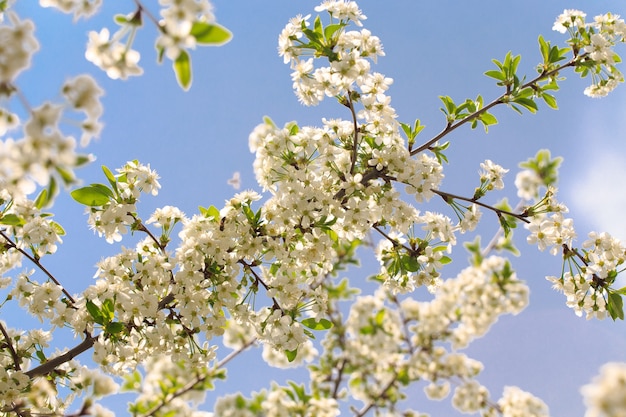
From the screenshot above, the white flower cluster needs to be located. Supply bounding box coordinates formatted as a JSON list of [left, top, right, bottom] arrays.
[[546, 231, 626, 319], [83, 0, 221, 81], [0, 14, 105, 203], [39, 0, 101, 21], [156, 0, 216, 61], [553, 10, 626, 97], [582, 362, 626, 417], [87, 161, 160, 243], [0, 12, 38, 83], [0, 74, 103, 199], [85, 27, 143, 80], [312, 255, 531, 414]]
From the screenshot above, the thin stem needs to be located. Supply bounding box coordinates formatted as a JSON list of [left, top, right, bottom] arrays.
[[133, 0, 161, 30], [346, 91, 360, 175], [410, 58, 579, 156], [0, 321, 20, 371], [131, 214, 164, 250], [0, 230, 76, 304], [141, 338, 257, 417], [481, 199, 527, 256], [352, 377, 397, 417], [432, 189, 530, 224], [239, 260, 284, 313], [372, 225, 413, 252], [25, 333, 96, 378]]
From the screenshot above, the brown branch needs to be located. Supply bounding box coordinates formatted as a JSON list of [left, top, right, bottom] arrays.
[[25, 333, 96, 378], [346, 91, 360, 175], [0, 230, 76, 304], [0, 321, 21, 371], [432, 189, 530, 223], [410, 58, 579, 157], [140, 337, 257, 417]]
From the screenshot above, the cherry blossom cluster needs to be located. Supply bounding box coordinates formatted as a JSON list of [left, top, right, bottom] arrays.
[[0, 11, 103, 203], [581, 362, 626, 417], [1, 0, 626, 415], [553, 9, 626, 97], [518, 176, 626, 320], [224, 255, 541, 416], [76, 0, 229, 87]]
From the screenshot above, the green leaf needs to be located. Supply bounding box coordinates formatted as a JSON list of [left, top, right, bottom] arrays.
[[608, 291, 624, 320], [50, 221, 66, 237], [102, 165, 117, 188], [35, 350, 46, 362], [86, 300, 104, 325], [439, 95, 457, 114], [202, 205, 221, 221], [105, 321, 125, 335], [173, 50, 192, 91], [402, 255, 420, 272], [263, 116, 276, 128], [121, 371, 142, 392], [512, 97, 538, 113], [55, 165, 76, 186], [541, 93, 558, 109], [479, 112, 498, 132], [313, 15, 323, 36], [46, 176, 58, 204], [464, 236, 483, 266], [34, 189, 49, 210], [484, 69, 505, 81], [102, 298, 115, 323], [301, 318, 333, 330], [323, 23, 344, 41], [538, 35, 549, 63], [0, 213, 24, 226], [190, 22, 232, 45], [71, 185, 112, 206]]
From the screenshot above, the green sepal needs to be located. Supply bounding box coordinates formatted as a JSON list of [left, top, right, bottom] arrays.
[[285, 348, 298, 362]]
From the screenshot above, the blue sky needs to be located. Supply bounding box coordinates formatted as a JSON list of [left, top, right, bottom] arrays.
[[9, 1, 626, 415]]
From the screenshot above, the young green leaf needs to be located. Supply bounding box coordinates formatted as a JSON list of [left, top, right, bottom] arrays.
[[174, 50, 192, 91], [301, 318, 333, 330], [190, 22, 232, 45], [608, 291, 624, 321], [34, 189, 49, 210], [71, 185, 112, 206], [86, 300, 105, 325], [0, 213, 24, 226]]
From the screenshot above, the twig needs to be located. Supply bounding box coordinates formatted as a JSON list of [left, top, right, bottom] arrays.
[[0, 230, 76, 304], [410, 58, 579, 156], [25, 333, 96, 378], [0, 321, 21, 371]]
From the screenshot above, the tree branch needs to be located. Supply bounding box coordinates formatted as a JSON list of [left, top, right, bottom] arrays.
[[25, 333, 96, 378], [0, 230, 76, 304], [410, 58, 579, 156]]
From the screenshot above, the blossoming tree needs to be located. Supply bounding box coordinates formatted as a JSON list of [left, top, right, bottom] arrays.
[[0, 1, 625, 416]]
